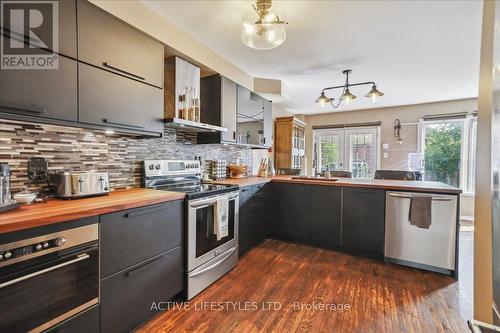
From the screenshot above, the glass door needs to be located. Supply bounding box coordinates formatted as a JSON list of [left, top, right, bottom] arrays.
[[314, 127, 379, 178]]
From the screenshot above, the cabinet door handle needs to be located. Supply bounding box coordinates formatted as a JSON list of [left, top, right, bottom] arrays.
[[233, 131, 236, 140], [0, 104, 46, 114], [126, 253, 166, 276], [388, 193, 455, 201], [102, 62, 145, 81], [102, 118, 146, 129], [125, 205, 165, 218]]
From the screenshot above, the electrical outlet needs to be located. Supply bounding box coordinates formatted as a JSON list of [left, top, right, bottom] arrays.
[[28, 157, 48, 182]]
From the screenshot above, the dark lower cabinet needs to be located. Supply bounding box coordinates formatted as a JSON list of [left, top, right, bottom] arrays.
[[341, 187, 385, 256], [238, 183, 270, 255], [101, 247, 183, 333], [47, 305, 100, 333], [273, 183, 341, 248], [100, 200, 183, 278]]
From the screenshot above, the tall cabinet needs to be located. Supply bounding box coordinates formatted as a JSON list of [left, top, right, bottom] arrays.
[[274, 116, 306, 170]]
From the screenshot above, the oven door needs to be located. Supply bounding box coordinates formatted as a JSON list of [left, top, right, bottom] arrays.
[[0, 242, 99, 333], [188, 191, 239, 271]]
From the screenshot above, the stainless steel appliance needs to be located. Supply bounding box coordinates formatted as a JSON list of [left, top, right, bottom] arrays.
[[48, 170, 110, 199], [0, 164, 19, 212], [0, 223, 99, 332], [143, 159, 239, 300], [384, 191, 458, 275]]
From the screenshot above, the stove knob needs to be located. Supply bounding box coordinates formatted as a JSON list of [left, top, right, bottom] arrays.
[[4, 251, 12, 259], [148, 164, 154, 170], [155, 164, 161, 170], [43, 242, 49, 248], [54, 237, 66, 247], [35, 244, 42, 251]]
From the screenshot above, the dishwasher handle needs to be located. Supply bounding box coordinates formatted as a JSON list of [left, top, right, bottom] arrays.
[[388, 192, 454, 202]]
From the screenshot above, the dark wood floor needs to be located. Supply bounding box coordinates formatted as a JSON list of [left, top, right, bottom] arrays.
[[137, 232, 473, 333]]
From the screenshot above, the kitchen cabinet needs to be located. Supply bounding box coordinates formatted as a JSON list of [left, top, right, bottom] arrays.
[[0, 0, 77, 58], [100, 200, 183, 278], [101, 247, 183, 333], [78, 63, 164, 135], [199, 75, 238, 143], [47, 305, 100, 333], [238, 183, 270, 256], [275, 116, 307, 170], [77, 0, 163, 88], [100, 200, 184, 333], [273, 183, 341, 248], [0, 53, 78, 122], [341, 187, 385, 256], [237, 85, 273, 147]]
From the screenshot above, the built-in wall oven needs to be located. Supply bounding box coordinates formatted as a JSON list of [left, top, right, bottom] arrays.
[[187, 191, 239, 299], [0, 223, 99, 333]]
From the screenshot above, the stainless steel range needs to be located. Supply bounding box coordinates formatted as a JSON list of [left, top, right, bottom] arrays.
[[143, 160, 239, 300]]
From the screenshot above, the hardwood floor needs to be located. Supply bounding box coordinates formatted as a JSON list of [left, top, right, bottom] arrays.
[[137, 232, 472, 333]]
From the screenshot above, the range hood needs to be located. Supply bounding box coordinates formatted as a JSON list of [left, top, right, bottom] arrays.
[[164, 118, 227, 133]]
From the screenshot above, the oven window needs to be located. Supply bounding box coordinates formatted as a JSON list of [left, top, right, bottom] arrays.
[[196, 200, 235, 258], [0, 246, 99, 332]]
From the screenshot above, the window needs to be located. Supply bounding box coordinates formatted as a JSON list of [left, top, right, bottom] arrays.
[[314, 126, 380, 178], [421, 116, 477, 192]]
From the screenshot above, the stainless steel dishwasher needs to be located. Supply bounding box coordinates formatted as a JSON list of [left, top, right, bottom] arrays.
[[384, 191, 458, 275]]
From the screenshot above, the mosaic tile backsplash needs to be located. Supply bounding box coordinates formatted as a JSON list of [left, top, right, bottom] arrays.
[[0, 119, 253, 194]]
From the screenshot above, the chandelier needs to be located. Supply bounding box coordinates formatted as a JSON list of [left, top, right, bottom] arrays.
[[315, 70, 384, 109], [241, 0, 288, 50]]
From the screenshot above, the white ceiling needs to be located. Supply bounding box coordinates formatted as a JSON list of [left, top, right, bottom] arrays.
[[141, 0, 483, 115]]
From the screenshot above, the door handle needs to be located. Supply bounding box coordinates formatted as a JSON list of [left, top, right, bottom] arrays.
[[388, 193, 455, 201], [125, 205, 166, 218], [0, 254, 90, 289], [102, 118, 146, 129], [0, 104, 46, 114], [189, 247, 237, 278], [126, 253, 165, 276], [102, 62, 145, 81]]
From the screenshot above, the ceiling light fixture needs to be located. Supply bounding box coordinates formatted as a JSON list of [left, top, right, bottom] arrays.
[[241, 0, 288, 50], [315, 70, 384, 109]]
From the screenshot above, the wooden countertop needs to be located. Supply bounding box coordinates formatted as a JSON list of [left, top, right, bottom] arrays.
[[209, 176, 462, 194], [0, 189, 185, 234]]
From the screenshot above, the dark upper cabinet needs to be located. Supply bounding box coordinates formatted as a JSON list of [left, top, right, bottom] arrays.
[[0, 53, 77, 121], [199, 75, 237, 143], [0, 0, 77, 58], [237, 85, 272, 147], [341, 187, 385, 255], [78, 63, 164, 134], [77, 0, 163, 88]]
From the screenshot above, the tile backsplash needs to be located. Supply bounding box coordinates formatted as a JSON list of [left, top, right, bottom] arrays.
[[0, 119, 253, 193]]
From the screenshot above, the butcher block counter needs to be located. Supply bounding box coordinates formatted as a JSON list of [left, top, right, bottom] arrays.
[[208, 175, 462, 194], [0, 188, 185, 234]]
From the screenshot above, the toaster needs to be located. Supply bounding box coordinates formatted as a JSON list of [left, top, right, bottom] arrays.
[[48, 171, 110, 199]]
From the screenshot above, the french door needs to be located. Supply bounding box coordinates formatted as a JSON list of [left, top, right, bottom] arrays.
[[314, 127, 380, 178]]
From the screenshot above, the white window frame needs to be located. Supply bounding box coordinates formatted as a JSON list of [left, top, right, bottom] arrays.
[[313, 126, 381, 178], [420, 116, 477, 194]]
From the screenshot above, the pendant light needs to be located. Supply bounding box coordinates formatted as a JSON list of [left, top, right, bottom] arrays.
[[241, 0, 288, 50], [315, 70, 384, 109]]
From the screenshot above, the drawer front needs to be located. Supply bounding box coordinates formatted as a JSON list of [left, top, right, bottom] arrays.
[[47, 305, 100, 333], [77, 1, 163, 88], [101, 247, 183, 333], [100, 201, 183, 278], [0, 54, 77, 121], [1, 0, 77, 58], [78, 63, 163, 134]]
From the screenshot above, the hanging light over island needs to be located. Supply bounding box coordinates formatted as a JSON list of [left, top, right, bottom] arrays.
[[315, 70, 384, 109]]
